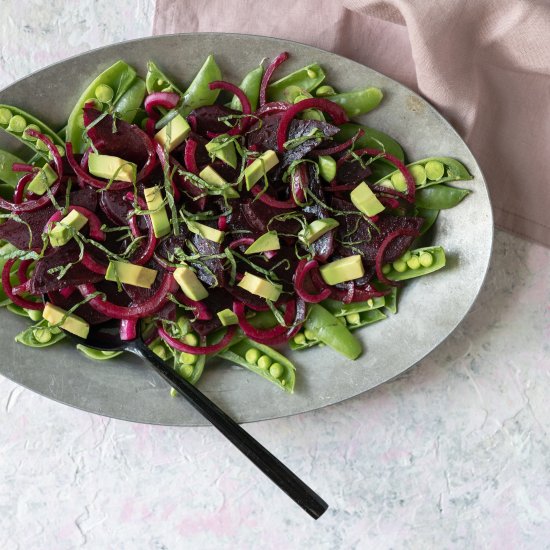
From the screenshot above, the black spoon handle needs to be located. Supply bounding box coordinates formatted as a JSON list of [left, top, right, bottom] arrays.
[[134, 342, 328, 520]]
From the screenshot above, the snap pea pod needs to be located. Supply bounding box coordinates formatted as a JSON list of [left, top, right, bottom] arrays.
[[66, 60, 141, 153], [0, 104, 64, 154], [0, 149, 24, 187], [334, 122, 405, 162], [328, 87, 383, 117], [218, 338, 296, 393], [322, 296, 386, 317], [415, 185, 470, 210], [303, 303, 362, 360], [177, 353, 206, 386], [145, 61, 185, 95], [374, 157, 472, 190], [267, 63, 326, 102], [384, 287, 398, 314], [76, 345, 123, 361], [418, 207, 440, 235], [383, 246, 446, 282], [112, 78, 147, 123], [345, 309, 387, 330], [14, 319, 65, 348], [230, 64, 264, 112]]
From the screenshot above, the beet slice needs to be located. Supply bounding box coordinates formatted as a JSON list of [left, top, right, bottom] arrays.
[[189, 232, 225, 287], [241, 199, 301, 234], [48, 289, 110, 325], [335, 158, 373, 186], [190, 287, 234, 336], [188, 105, 240, 136]]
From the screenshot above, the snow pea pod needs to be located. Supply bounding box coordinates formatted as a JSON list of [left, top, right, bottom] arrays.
[[0, 104, 64, 153], [322, 296, 386, 317], [335, 122, 404, 162], [303, 303, 362, 360], [346, 309, 387, 330], [328, 87, 383, 117], [417, 207, 440, 235], [374, 157, 472, 190], [145, 61, 184, 95], [180, 55, 222, 116], [415, 185, 470, 210], [267, 63, 326, 102], [230, 64, 264, 112], [383, 246, 446, 282], [218, 338, 296, 393], [384, 287, 398, 314], [66, 60, 140, 153], [113, 78, 147, 123], [14, 320, 65, 348], [0, 149, 24, 187], [77, 345, 123, 361]]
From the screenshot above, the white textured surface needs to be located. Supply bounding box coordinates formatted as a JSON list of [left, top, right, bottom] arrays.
[[1, 5, 549, 549]]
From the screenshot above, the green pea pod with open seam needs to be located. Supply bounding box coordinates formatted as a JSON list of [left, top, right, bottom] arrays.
[[415, 185, 470, 210], [230, 64, 264, 112], [145, 61, 185, 95], [267, 63, 326, 102], [217, 338, 295, 393], [322, 296, 386, 317], [334, 122, 404, 162], [14, 320, 65, 348], [76, 344, 123, 361], [304, 303, 362, 360], [345, 309, 387, 330], [383, 246, 446, 282], [0, 104, 64, 154], [66, 60, 140, 153], [0, 149, 25, 187], [418, 207, 440, 235], [178, 352, 206, 385], [289, 336, 320, 351], [374, 156, 472, 190], [384, 287, 398, 314], [328, 87, 383, 118]]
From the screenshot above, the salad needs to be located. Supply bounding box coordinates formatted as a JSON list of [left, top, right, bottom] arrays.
[[0, 52, 473, 394]]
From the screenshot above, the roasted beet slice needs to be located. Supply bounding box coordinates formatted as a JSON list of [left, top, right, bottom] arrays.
[[123, 259, 165, 304], [335, 158, 372, 185], [189, 232, 225, 287], [241, 199, 301, 234], [189, 105, 240, 136], [190, 288, 234, 336], [29, 242, 104, 294], [48, 289, 110, 325]]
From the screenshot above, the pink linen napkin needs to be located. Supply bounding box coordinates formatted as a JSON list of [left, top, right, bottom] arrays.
[[154, 0, 550, 247]]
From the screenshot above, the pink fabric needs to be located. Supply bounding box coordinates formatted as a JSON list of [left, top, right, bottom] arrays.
[[154, 0, 550, 247]]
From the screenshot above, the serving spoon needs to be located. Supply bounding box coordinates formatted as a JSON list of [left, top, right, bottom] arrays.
[[61, 320, 328, 519]]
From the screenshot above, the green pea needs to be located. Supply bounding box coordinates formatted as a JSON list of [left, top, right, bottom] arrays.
[[269, 363, 284, 379], [178, 363, 194, 379], [170, 387, 179, 398], [95, 84, 114, 103], [401, 251, 412, 262], [315, 85, 336, 97], [182, 332, 198, 346], [390, 171, 407, 192], [33, 328, 52, 343], [157, 78, 165, 87], [22, 124, 40, 141], [245, 348, 261, 364], [304, 329, 317, 341], [367, 299, 374, 307], [293, 333, 306, 345], [0, 107, 12, 125], [382, 264, 392, 275], [257, 355, 272, 370], [294, 92, 313, 103], [7, 115, 27, 133], [392, 259, 407, 273], [177, 317, 190, 336], [406, 256, 421, 270], [35, 139, 49, 152], [283, 85, 304, 103], [346, 313, 361, 325], [152, 344, 167, 359], [410, 164, 427, 186], [419, 252, 434, 267], [425, 160, 445, 180], [179, 351, 197, 365], [307, 69, 317, 79]]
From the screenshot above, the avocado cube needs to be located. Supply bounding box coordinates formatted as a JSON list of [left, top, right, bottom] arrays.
[[105, 260, 158, 288], [237, 272, 282, 302], [244, 231, 280, 254], [298, 218, 339, 245], [244, 150, 279, 190], [205, 135, 238, 168], [154, 114, 190, 152], [27, 164, 58, 196], [49, 209, 89, 248], [350, 182, 385, 217], [143, 186, 171, 238], [88, 153, 137, 183], [319, 255, 365, 285], [217, 308, 239, 326], [186, 221, 225, 244], [43, 303, 90, 339], [198, 165, 239, 199], [174, 265, 209, 301]]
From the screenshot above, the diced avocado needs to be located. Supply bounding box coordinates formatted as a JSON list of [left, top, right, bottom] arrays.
[[43, 303, 90, 339], [350, 182, 385, 217], [186, 221, 225, 244], [198, 165, 239, 199], [105, 260, 157, 288], [174, 265, 209, 301], [205, 135, 238, 168], [237, 272, 282, 302], [244, 150, 279, 190], [299, 218, 339, 245], [27, 164, 58, 195], [143, 186, 171, 238], [154, 114, 190, 152], [217, 308, 239, 326], [244, 231, 280, 254], [49, 209, 89, 247], [88, 153, 137, 183], [319, 255, 365, 285], [318, 155, 337, 182]]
